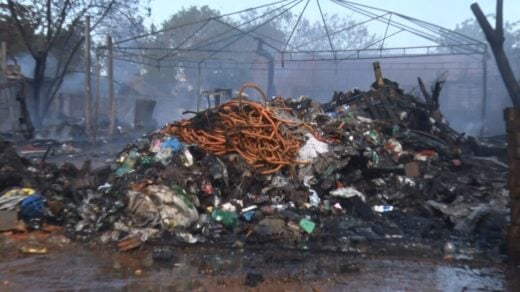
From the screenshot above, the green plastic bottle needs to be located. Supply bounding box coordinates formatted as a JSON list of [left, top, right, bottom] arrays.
[[299, 218, 316, 234], [211, 209, 238, 229]]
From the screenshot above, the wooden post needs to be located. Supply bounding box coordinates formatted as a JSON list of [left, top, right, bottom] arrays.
[[107, 35, 115, 135], [93, 51, 101, 144], [83, 16, 91, 136], [1, 41, 6, 73], [504, 108, 520, 264], [0, 42, 13, 131], [372, 61, 384, 88], [472, 0, 520, 264]]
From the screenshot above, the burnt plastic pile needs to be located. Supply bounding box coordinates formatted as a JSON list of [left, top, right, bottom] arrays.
[[0, 79, 509, 256]]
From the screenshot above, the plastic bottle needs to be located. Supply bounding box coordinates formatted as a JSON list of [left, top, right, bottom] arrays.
[[211, 209, 238, 228]]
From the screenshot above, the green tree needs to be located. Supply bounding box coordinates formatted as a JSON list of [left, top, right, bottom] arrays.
[[142, 6, 376, 97], [440, 17, 520, 76], [1, 0, 146, 126], [142, 5, 258, 95], [0, 2, 40, 57]]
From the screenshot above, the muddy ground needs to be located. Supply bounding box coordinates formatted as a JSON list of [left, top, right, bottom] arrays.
[[0, 227, 519, 291]]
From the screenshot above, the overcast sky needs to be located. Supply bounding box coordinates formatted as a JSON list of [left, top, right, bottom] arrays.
[[149, 0, 519, 32]]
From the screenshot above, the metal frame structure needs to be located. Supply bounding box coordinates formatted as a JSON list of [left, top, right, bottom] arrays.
[[108, 0, 486, 65], [98, 0, 490, 134]]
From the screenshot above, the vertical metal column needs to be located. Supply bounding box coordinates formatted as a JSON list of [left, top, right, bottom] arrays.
[[93, 52, 101, 144], [107, 35, 115, 135], [83, 16, 91, 136], [196, 62, 201, 112]]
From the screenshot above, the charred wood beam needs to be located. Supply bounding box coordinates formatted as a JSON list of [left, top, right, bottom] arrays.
[[417, 77, 432, 106], [418, 75, 446, 112], [431, 76, 447, 111]]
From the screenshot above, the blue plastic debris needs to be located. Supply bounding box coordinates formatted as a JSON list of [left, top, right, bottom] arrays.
[[241, 210, 256, 222], [161, 137, 183, 152], [19, 194, 45, 219]]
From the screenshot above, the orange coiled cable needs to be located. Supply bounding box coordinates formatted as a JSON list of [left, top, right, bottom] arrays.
[[163, 84, 310, 174]]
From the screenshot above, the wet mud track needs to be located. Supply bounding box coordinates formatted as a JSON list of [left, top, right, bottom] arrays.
[[0, 244, 518, 291]]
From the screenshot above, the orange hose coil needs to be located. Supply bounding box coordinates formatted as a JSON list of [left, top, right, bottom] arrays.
[[163, 84, 310, 174]]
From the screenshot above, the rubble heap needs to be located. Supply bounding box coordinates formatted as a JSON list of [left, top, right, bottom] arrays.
[[0, 79, 509, 255]]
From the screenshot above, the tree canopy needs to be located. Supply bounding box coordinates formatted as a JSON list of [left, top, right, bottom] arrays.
[[440, 17, 520, 75], [1, 0, 146, 126], [2, 2, 376, 125]]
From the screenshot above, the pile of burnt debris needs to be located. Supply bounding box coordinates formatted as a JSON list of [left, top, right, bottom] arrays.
[[0, 119, 142, 162], [0, 79, 509, 258]]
